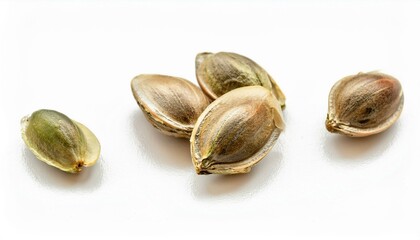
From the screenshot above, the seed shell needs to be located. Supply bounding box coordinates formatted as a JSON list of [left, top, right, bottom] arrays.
[[131, 74, 210, 138], [326, 72, 404, 137], [195, 52, 286, 108], [21, 109, 100, 173], [190, 86, 285, 175]]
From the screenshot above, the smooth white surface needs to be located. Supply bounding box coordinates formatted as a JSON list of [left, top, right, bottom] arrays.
[[1, 1, 420, 239]]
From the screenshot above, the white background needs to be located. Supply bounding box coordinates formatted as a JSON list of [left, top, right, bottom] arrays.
[[1, 0, 420, 239]]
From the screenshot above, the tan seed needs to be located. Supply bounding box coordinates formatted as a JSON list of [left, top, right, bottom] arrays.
[[326, 72, 404, 137], [131, 74, 210, 138], [190, 86, 285, 175], [195, 52, 286, 108]]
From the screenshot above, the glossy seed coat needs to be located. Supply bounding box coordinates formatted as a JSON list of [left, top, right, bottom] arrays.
[[195, 52, 286, 108], [190, 86, 285, 175], [326, 72, 404, 137], [131, 74, 210, 138], [21, 109, 100, 173]]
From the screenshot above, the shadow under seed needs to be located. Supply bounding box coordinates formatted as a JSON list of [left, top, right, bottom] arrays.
[[190, 150, 282, 199], [130, 110, 192, 171], [22, 147, 104, 191]]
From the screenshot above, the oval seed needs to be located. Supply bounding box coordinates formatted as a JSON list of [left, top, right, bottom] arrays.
[[195, 52, 286, 108], [190, 86, 285, 175], [21, 109, 100, 173], [131, 74, 210, 138], [326, 72, 404, 137]]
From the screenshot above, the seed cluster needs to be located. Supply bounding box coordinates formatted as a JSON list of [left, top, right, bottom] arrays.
[[131, 52, 286, 175], [20, 52, 404, 175]]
